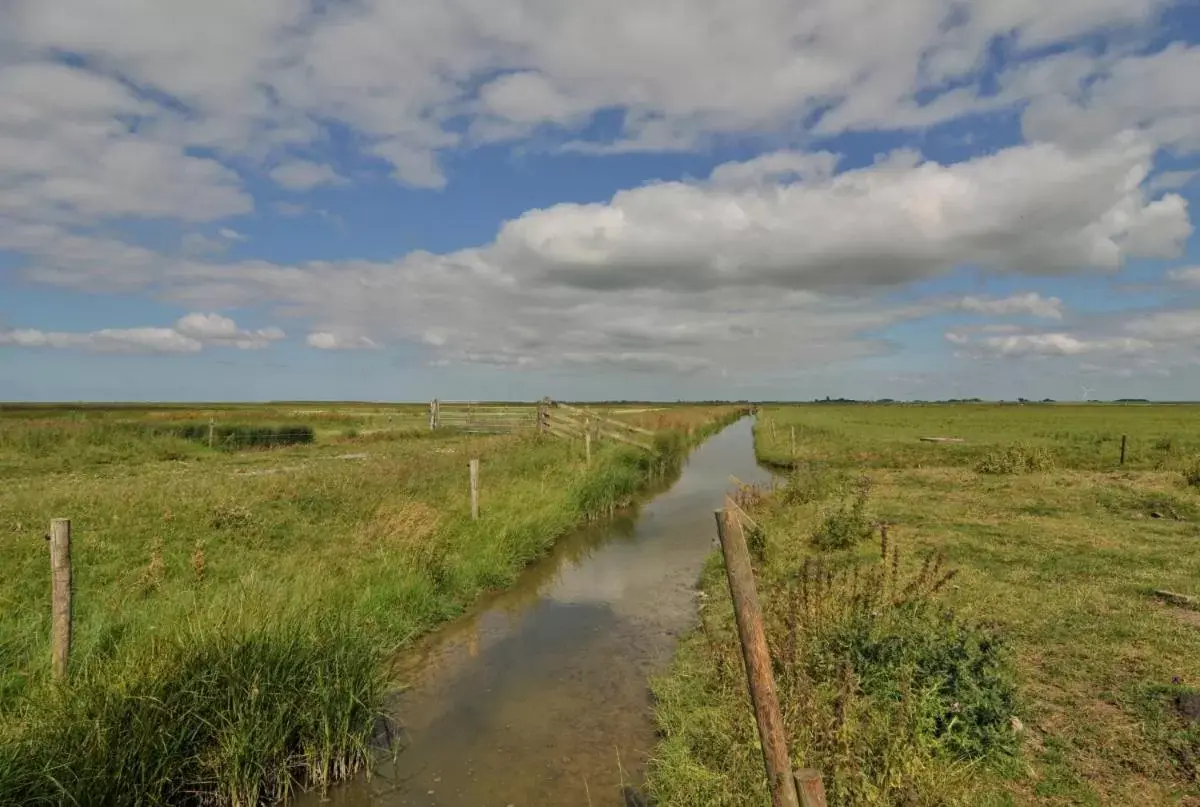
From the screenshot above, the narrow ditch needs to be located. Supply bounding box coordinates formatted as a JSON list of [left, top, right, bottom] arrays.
[[301, 417, 770, 807]]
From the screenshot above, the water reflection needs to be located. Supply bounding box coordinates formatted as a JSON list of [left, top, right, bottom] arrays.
[[302, 419, 770, 807]]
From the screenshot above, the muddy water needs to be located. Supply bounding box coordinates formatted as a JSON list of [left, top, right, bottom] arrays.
[[310, 418, 769, 807]]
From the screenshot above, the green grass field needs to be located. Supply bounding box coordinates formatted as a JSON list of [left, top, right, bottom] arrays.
[[650, 404, 1200, 806], [0, 402, 744, 805]]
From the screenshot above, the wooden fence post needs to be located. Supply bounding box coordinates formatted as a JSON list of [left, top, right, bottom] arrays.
[[1120, 434, 1127, 466], [714, 509, 800, 807], [537, 398, 549, 434], [794, 769, 829, 807], [790, 425, 796, 460], [49, 518, 72, 681], [208, 417, 215, 448], [469, 459, 480, 520], [585, 422, 592, 467], [429, 399, 440, 430]]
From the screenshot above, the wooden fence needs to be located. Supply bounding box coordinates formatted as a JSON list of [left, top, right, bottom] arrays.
[[428, 398, 657, 451], [427, 400, 537, 433], [542, 400, 656, 451]]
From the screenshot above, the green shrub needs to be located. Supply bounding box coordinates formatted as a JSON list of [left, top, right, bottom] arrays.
[[975, 443, 1055, 474], [821, 602, 1019, 760], [811, 476, 873, 550]]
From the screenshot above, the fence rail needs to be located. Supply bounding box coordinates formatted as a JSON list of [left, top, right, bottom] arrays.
[[427, 398, 656, 451], [427, 400, 538, 433]]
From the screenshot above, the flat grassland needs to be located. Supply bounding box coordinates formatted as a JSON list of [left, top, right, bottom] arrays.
[[651, 404, 1200, 806], [0, 402, 742, 805]]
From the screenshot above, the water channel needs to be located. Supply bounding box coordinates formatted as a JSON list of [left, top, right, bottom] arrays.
[[308, 417, 770, 806]]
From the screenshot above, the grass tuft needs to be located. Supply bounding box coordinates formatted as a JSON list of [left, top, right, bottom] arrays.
[[811, 476, 874, 551], [0, 617, 387, 807], [975, 443, 1055, 475]]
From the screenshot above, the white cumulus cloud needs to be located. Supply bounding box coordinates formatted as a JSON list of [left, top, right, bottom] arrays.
[[0, 313, 284, 354], [269, 160, 346, 191], [0, 327, 202, 354], [957, 293, 1065, 320], [306, 332, 380, 350]]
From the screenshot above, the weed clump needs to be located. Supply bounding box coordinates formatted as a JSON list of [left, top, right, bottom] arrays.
[[975, 443, 1055, 474], [651, 543, 1021, 806], [138, 538, 166, 593], [1182, 458, 1200, 488], [780, 465, 850, 506], [811, 476, 874, 550]]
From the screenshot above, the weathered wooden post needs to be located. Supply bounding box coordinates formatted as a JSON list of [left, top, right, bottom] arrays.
[[1120, 434, 1127, 466], [208, 417, 215, 448], [585, 425, 592, 466], [537, 398, 549, 434], [469, 459, 480, 520], [429, 399, 440, 430], [794, 769, 829, 807], [790, 425, 796, 459], [714, 509, 800, 807], [49, 518, 72, 681]]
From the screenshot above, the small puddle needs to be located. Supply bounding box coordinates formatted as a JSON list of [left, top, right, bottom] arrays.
[[305, 418, 770, 806]]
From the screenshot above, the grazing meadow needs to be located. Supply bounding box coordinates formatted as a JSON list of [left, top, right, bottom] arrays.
[[0, 401, 744, 805], [650, 403, 1200, 806]]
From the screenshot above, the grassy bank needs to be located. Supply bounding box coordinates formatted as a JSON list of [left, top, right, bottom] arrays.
[[0, 404, 744, 805], [648, 405, 1200, 806]]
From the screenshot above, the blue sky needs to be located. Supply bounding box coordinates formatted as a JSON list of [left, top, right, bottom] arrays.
[[2, 0, 1200, 401]]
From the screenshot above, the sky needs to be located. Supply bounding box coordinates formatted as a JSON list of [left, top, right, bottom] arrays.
[[2, 1, 1200, 402]]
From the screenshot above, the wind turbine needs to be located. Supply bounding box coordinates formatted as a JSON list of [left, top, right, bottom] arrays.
[[1080, 385, 1095, 402]]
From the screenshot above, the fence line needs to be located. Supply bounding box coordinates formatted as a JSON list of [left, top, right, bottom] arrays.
[[426, 398, 657, 451]]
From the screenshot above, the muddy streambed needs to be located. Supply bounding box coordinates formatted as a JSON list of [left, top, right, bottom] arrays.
[[304, 418, 770, 806]]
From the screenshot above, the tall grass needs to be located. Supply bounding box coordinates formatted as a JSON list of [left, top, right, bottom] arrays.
[[171, 423, 316, 449], [648, 467, 1020, 806], [0, 618, 385, 806], [0, 405, 746, 805]]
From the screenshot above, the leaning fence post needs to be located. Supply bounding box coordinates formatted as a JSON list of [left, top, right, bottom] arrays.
[[794, 769, 828, 807], [49, 518, 72, 681], [469, 459, 480, 520], [1120, 434, 1127, 466], [714, 509, 800, 807]]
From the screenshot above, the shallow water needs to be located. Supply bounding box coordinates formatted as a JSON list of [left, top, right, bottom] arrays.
[[304, 418, 770, 807]]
